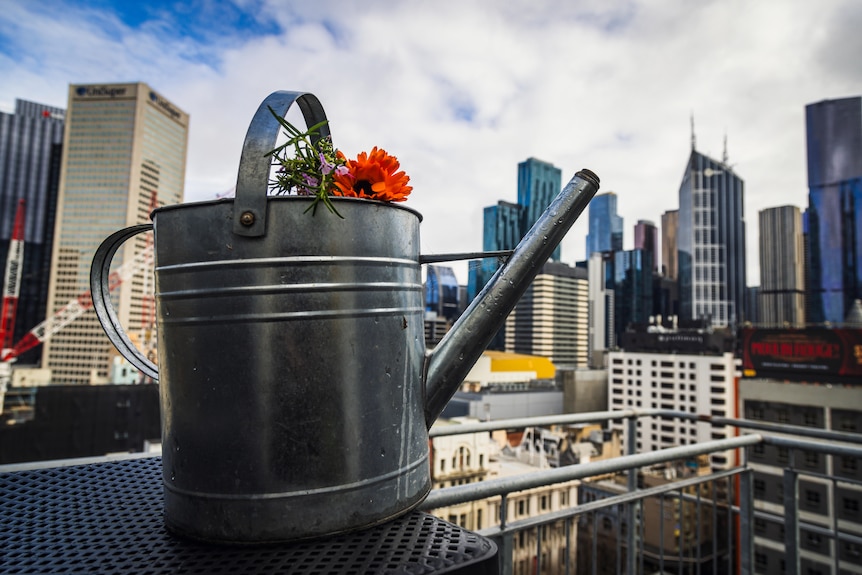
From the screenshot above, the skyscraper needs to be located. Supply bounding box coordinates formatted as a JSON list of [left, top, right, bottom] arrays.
[[759, 206, 805, 326], [661, 209, 678, 280], [505, 261, 588, 366], [805, 96, 862, 324], [425, 265, 460, 321], [585, 192, 623, 259], [677, 148, 746, 327], [0, 100, 65, 364], [633, 220, 658, 272], [517, 157, 562, 262], [613, 249, 654, 334], [43, 83, 188, 383], [587, 252, 615, 365]]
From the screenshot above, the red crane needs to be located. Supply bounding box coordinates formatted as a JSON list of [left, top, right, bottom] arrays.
[[1, 199, 26, 352]]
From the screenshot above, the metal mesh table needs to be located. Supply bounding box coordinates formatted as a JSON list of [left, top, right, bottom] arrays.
[[1, 456, 498, 574]]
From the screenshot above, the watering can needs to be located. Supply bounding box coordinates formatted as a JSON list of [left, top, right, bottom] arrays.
[[91, 91, 599, 543]]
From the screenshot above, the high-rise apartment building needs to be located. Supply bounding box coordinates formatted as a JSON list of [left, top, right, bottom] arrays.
[[0, 100, 65, 365], [43, 83, 188, 383], [586, 192, 623, 259], [505, 262, 588, 366], [587, 252, 615, 365], [805, 96, 862, 325], [661, 209, 678, 280], [759, 206, 805, 326], [608, 330, 738, 470], [678, 148, 746, 327], [517, 157, 562, 263]]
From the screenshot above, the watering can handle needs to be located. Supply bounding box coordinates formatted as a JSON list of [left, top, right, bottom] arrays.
[[232, 91, 330, 238], [90, 223, 159, 381]]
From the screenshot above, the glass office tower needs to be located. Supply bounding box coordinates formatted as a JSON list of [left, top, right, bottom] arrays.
[[517, 157, 562, 262], [805, 96, 862, 324], [0, 100, 65, 364], [43, 83, 188, 383], [585, 192, 623, 259], [678, 149, 746, 327], [425, 265, 460, 321]]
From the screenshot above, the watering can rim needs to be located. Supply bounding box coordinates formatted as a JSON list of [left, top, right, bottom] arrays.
[[149, 195, 424, 223]]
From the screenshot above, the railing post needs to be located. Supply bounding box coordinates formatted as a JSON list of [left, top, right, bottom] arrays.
[[739, 468, 754, 575], [783, 467, 800, 575], [626, 415, 638, 575]]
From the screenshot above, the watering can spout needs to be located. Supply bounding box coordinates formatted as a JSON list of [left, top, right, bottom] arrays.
[[423, 169, 600, 426]]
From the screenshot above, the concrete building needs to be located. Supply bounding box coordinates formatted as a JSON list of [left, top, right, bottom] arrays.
[[505, 261, 589, 367], [427, 419, 623, 575], [759, 205, 805, 327], [608, 329, 739, 470], [558, 367, 608, 414], [587, 252, 615, 366], [0, 99, 65, 365], [740, 379, 862, 575], [43, 83, 188, 383]]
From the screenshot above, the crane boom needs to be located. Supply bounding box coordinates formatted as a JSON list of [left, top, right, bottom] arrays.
[[0, 243, 154, 363], [1, 199, 26, 351]]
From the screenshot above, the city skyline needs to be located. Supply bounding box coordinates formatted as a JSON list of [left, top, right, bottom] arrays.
[[1, 0, 860, 285]]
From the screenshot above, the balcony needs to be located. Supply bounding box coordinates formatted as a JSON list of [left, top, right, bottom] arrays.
[[2, 409, 861, 574]]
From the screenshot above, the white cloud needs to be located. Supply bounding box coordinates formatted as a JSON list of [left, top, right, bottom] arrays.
[[2, 0, 860, 284]]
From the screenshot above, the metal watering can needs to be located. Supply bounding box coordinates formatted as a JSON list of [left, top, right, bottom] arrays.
[[91, 91, 599, 543]]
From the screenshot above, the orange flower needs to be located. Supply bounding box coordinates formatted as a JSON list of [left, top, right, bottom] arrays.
[[333, 147, 412, 202]]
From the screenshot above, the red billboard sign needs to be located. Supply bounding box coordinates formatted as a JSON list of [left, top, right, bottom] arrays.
[[742, 328, 862, 381]]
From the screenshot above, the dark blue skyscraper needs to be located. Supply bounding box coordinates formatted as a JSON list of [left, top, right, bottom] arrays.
[[586, 192, 623, 259], [805, 96, 862, 324], [518, 157, 562, 262], [425, 265, 460, 321], [614, 249, 653, 334], [678, 149, 746, 327], [0, 99, 64, 364]]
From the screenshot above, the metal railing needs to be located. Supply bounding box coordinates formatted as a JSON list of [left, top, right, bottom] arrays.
[[422, 409, 862, 575]]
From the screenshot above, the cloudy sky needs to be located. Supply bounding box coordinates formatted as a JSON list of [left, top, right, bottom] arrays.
[[2, 0, 860, 284]]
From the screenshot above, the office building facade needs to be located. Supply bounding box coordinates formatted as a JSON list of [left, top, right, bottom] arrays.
[[585, 192, 623, 259], [0, 100, 65, 364], [608, 330, 738, 470], [678, 149, 746, 327], [517, 157, 562, 262], [587, 252, 615, 365], [633, 219, 658, 272], [43, 83, 188, 383], [759, 206, 805, 326], [505, 262, 589, 366], [425, 265, 460, 321], [805, 96, 862, 325], [661, 209, 679, 280], [613, 249, 654, 335]]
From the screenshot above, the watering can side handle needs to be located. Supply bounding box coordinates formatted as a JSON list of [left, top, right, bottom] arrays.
[[90, 224, 159, 381], [232, 91, 330, 238]]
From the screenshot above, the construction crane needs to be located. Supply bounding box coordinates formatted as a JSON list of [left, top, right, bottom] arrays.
[[0, 199, 26, 353], [0, 232, 154, 413]]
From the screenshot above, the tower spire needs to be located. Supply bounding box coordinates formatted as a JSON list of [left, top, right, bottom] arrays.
[[722, 132, 729, 164], [690, 112, 696, 151]]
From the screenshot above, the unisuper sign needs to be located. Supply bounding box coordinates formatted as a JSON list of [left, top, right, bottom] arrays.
[[74, 85, 128, 99], [149, 91, 182, 120]]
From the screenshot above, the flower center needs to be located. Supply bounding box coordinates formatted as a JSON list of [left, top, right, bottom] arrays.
[[353, 180, 375, 196]]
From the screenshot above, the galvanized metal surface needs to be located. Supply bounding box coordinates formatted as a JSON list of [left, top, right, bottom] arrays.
[[0, 456, 499, 575], [89, 92, 600, 543]]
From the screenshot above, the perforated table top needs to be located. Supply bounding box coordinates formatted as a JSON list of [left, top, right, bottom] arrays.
[[1, 456, 497, 574]]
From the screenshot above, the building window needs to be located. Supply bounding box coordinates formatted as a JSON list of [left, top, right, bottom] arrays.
[[841, 456, 857, 473], [803, 451, 819, 468], [805, 490, 820, 508]]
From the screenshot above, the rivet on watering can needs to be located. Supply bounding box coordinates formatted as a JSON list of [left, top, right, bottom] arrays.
[[240, 211, 255, 226]]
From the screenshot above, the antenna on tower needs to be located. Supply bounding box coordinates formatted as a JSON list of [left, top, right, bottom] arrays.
[[722, 132, 729, 164], [690, 112, 696, 151]]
